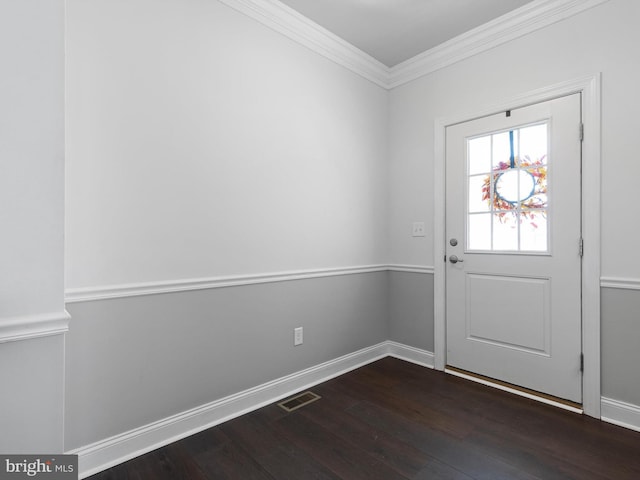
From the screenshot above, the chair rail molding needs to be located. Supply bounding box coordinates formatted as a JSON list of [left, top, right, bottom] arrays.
[[65, 265, 389, 303], [65, 265, 435, 303], [600, 276, 640, 290], [387, 265, 435, 275], [0, 310, 70, 343]]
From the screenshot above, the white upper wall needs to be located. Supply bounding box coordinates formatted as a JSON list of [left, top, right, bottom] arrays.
[[66, 0, 389, 289], [67, 0, 634, 288], [388, 0, 639, 279], [0, 0, 66, 454], [0, 0, 65, 317]]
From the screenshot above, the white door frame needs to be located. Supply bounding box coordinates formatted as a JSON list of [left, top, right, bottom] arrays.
[[433, 74, 602, 418]]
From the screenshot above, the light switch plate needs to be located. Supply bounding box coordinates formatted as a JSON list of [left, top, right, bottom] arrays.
[[412, 222, 426, 237]]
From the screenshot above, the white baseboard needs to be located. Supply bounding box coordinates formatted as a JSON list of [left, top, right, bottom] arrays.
[[387, 341, 435, 369], [70, 342, 640, 479], [601, 397, 640, 433], [71, 341, 431, 479]]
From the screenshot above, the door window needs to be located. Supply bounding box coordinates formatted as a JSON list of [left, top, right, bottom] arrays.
[[467, 122, 549, 252]]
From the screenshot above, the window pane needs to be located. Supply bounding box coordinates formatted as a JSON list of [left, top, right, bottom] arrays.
[[493, 213, 518, 250], [520, 210, 548, 251], [469, 175, 490, 213], [495, 169, 536, 204], [521, 167, 547, 209], [468, 136, 491, 175], [468, 213, 491, 250], [492, 131, 517, 170], [519, 124, 547, 164]]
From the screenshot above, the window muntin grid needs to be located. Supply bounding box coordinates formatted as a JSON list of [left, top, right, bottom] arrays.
[[466, 122, 549, 253]]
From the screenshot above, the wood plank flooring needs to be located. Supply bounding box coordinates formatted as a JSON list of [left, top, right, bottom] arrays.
[[89, 358, 640, 479]]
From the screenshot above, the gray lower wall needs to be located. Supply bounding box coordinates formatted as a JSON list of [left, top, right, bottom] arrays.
[[388, 271, 434, 352], [0, 335, 65, 453], [601, 287, 640, 407], [64, 270, 640, 452], [64, 272, 389, 450]]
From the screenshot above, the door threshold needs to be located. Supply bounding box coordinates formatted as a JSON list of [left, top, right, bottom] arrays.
[[445, 366, 583, 414]]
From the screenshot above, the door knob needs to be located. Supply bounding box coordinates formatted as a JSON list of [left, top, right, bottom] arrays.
[[449, 255, 464, 264]]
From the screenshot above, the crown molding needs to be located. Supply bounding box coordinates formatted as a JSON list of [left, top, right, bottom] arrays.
[[216, 0, 390, 88], [217, 0, 609, 90], [388, 0, 610, 88]]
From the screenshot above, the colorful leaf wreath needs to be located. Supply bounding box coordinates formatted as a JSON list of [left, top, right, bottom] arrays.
[[481, 155, 547, 228]]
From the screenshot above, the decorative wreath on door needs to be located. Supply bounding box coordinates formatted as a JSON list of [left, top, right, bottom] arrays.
[[481, 131, 547, 228]]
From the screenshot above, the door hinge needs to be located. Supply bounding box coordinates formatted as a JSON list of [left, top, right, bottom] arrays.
[[579, 123, 584, 142], [579, 238, 584, 257], [580, 353, 584, 373]]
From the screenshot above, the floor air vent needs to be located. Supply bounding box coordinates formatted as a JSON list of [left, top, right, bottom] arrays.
[[278, 391, 321, 412]]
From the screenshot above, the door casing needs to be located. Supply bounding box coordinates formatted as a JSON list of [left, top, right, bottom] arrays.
[[433, 74, 601, 418]]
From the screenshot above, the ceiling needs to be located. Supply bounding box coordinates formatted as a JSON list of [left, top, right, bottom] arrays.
[[278, 0, 536, 67]]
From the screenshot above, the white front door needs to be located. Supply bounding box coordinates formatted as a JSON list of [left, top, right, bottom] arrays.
[[445, 94, 582, 403]]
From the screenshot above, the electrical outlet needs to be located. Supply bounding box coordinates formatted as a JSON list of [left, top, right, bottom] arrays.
[[412, 221, 426, 237], [294, 327, 303, 346]]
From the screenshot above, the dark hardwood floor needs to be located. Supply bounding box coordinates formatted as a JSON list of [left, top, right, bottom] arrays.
[[90, 358, 640, 479]]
